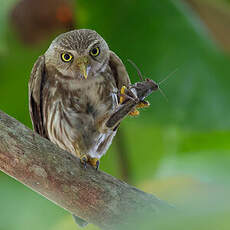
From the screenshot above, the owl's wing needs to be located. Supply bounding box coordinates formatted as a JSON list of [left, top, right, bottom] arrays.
[[28, 55, 48, 138], [109, 51, 131, 90]]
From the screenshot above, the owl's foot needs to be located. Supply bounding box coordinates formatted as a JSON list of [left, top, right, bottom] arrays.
[[119, 85, 140, 104], [129, 109, 140, 116], [119, 86, 150, 117], [80, 154, 99, 170], [129, 100, 150, 116], [129, 101, 149, 116], [119, 85, 127, 104], [80, 154, 88, 168], [89, 157, 100, 170], [119, 86, 138, 116], [136, 100, 150, 109]]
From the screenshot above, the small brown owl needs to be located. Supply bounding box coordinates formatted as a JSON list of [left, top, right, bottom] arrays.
[[29, 29, 132, 170]]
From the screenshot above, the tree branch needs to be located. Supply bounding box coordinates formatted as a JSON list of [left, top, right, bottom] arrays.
[[0, 110, 170, 230]]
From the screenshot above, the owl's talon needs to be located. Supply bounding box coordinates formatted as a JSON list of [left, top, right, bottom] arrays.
[[129, 109, 140, 116], [96, 160, 100, 170], [119, 85, 139, 104], [89, 157, 100, 170], [136, 100, 150, 109], [129, 101, 149, 116], [119, 86, 127, 104], [80, 154, 88, 168]]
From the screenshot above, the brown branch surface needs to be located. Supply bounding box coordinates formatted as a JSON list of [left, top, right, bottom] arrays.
[[0, 110, 169, 230]]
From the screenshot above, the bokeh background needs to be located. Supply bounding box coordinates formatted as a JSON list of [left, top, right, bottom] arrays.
[[1, 0, 230, 229]]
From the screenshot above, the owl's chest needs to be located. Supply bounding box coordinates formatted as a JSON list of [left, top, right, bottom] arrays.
[[47, 75, 118, 119], [75, 78, 118, 115], [43, 74, 118, 155]]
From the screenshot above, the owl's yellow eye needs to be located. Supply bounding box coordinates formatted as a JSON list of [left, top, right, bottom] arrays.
[[61, 53, 73, 62], [90, 47, 100, 57]]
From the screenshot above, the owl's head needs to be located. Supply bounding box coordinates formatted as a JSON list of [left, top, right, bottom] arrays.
[[45, 29, 110, 80]]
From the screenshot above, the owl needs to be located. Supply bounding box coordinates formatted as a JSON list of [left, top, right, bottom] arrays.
[[29, 29, 132, 170]]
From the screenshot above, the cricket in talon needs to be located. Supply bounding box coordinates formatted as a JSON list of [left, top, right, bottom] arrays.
[[118, 87, 139, 104], [119, 85, 142, 116]]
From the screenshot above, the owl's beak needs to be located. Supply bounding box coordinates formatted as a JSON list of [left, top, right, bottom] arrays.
[[76, 57, 88, 79]]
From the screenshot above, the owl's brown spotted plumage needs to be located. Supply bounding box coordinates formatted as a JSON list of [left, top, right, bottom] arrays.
[[29, 29, 130, 168]]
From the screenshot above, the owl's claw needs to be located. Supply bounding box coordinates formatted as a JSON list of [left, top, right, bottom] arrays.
[[129, 100, 150, 116], [129, 109, 140, 116], [96, 160, 100, 170], [119, 85, 149, 116], [136, 100, 150, 109], [119, 85, 139, 104], [80, 154, 88, 169], [89, 157, 100, 170], [80, 155, 99, 170], [119, 86, 127, 104]]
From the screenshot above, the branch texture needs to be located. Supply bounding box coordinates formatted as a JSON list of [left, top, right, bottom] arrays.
[[0, 110, 169, 230]]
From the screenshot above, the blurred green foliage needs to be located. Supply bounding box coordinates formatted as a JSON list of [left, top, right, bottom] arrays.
[[0, 0, 230, 229]]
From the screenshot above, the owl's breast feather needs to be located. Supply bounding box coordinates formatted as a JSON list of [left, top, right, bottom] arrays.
[[43, 73, 118, 157]]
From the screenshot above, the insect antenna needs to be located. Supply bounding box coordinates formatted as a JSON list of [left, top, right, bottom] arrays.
[[157, 67, 179, 102], [127, 59, 144, 81], [127, 59, 178, 102], [158, 87, 168, 102], [158, 67, 178, 86]]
